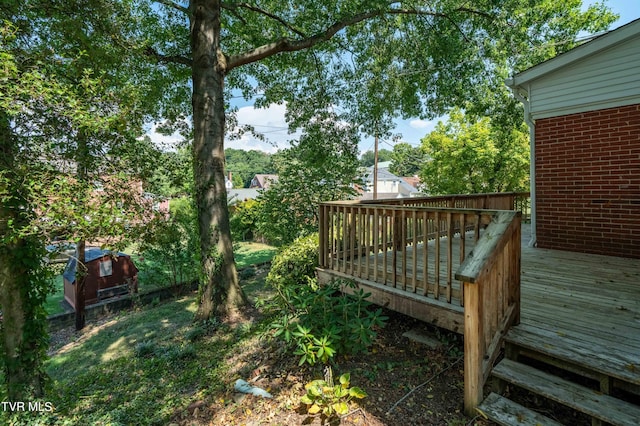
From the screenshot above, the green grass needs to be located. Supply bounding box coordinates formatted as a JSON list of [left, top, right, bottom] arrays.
[[44, 275, 67, 316], [234, 241, 277, 269], [32, 273, 273, 425], [45, 241, 277, 318]]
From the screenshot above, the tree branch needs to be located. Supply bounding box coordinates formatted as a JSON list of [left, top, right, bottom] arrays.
[[145, 46, 192, 66], [221, 2, 307, 38], [226, 9, 384, 71], [225, 5, 495, 72], [153, 0, 190, 15]]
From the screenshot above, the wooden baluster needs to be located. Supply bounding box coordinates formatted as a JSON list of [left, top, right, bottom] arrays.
[[373, 208, 379, 283], [392, 209, 398, 288], [423, 210, 429, 296], [447, 211, 453, 303], [342, 206, 348, 273], [350, 206, 356, 276], [365, 207, 370, 280], [412, 210, 418, 293], [434, 211, 440, 300], [382, 209, 388, 286]]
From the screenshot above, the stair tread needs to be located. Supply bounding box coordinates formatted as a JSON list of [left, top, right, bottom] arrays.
[[477, 392, 563, 426], [504, 324, 640, 385], [493, 359, 640, 426]]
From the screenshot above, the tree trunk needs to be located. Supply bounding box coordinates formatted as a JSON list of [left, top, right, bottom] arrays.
[[190, 0, 248, 320], [74, 132, 90, 330], [0, 112, 47, 399], [75, 240, 86, 330]]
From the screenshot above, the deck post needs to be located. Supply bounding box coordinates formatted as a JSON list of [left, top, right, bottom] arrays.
[[463, 280, 483, 416]]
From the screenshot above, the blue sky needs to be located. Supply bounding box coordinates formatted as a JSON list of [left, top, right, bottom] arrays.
[[151, 1, 639, 154]]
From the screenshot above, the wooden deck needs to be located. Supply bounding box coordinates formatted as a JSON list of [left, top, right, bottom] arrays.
[[317, 194, 639, 419], [513, 225, 640, 391], [321, 223, 640, 386]]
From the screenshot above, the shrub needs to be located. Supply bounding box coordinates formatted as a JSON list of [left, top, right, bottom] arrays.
[[229, 199, 260, 242], [266, 233, 319, 292], [138, 197, 199, 288], [265, 234, 386, 366]]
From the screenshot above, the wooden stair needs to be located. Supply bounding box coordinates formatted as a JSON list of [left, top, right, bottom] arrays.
[[478, 322, 640, 426], [479, 358, 640, 426], [478, 392, 563, 426]]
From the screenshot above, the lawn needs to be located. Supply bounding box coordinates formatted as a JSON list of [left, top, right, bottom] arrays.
[[44, 241, 277, 317], [36, 273, 275, 426], [26, 271, 479, 426], [234, 241, 278, 269], [44, 275, 67, 316]]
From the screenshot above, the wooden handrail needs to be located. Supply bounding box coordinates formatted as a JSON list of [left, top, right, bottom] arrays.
[[322, 191, 531, 223], [455, 211, 521, 415]]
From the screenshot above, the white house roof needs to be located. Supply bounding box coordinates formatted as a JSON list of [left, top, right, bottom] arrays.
[[361, 165, 418, 195], [506, 18, 640, 88]]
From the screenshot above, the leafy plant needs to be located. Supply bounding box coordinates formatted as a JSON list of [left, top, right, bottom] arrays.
[[138, 197, 199, 289], [300, 369, 367, 417], [229, 198, 261, 242], [266, 234, 387, 366]]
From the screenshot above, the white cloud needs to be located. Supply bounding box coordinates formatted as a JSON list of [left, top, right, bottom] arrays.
[[409, 119, 432, 129], [145, 122, 184, 151], [230, 103, 301, 153]]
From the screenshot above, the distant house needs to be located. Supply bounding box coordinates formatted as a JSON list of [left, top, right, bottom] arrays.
[[225, 172, 233, 191], [401, 175, 422, 190], [507, 18, 640, 258], [249, 174, 279, 190], [357, 162, 419, 199]]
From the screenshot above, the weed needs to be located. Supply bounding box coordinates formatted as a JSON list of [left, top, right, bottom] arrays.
[[300, 367, 367, 418], [134, 341, 157, 358]]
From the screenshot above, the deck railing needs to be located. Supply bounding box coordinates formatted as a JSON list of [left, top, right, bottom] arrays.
[[455, 211, 521, 414], [318, 192, 523, 415], [334, 191, 530, 220], [319, 203, 496, 304]]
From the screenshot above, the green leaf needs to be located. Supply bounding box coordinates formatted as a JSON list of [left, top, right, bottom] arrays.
[[339, 373, 350, 387], [308, 404, 321, 415], [307, 382, 324, 397], [333, 402, 349, 415], [349, 387, 367, 399]]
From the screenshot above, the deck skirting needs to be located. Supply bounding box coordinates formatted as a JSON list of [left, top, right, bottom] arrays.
[[317, 268, 464, 333]]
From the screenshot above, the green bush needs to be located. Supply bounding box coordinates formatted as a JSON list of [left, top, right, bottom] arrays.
[[229, 199, 260, 241], [266, 233, 319, 291], [265, 234, 386, 366], [138, 197, 199, 288]]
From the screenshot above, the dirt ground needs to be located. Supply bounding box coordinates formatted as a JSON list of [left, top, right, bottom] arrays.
[[169, 308, 493, 426]]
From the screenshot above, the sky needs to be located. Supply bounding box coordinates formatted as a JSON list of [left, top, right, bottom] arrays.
[[149, 0, 639, 155]]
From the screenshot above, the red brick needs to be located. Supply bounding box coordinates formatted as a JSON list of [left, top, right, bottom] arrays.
[[534, 104, 640, 258]]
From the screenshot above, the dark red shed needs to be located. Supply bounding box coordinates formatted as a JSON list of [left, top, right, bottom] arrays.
[[63, 249, 139, 309]]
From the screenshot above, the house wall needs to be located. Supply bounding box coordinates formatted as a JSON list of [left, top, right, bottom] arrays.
[[535, 104, 640, 258], [528, 36, 640, 120]]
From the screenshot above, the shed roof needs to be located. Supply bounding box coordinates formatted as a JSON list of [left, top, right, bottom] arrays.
[[63, 249, 132, 283]]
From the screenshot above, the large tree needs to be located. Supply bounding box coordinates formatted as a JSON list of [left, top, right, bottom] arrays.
[[256, 112, 361, 246], [419, 108, 530, 194], [137, 0, 616, 320], [10, 1, 615, 323], [389, 142, 427, 176]]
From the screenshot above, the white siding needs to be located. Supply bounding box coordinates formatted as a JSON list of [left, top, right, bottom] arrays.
[[528, 36, 640, 119]]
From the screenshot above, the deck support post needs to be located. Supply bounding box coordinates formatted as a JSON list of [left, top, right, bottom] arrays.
[[463, 280, 483, 416]]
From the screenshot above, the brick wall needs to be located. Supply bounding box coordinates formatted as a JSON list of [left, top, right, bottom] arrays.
[[535, 104, 640, 258]]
